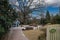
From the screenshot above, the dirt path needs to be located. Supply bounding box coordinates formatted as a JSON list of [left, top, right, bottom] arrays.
[[3, 27, 28, 40]]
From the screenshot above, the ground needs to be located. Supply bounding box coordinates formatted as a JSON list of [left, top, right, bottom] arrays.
[[23, 30, 44, 40], [23, 24, 60, 40], [1, 27, 28, 40], [1, 24, 60, 40]]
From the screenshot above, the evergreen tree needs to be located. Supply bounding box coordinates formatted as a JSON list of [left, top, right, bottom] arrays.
[[0, 0, 18, 37], [46, 10, 51, 23], [53, 14, 60, 24]]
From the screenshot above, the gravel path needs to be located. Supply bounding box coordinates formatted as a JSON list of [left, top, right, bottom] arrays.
[[4, 27, 29, 40]]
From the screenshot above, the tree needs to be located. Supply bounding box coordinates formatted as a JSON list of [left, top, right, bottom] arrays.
[[46, 10, 51, 23], [53, 14, 60, 24], [0, 0, 18, 38], [50, 14, 54, 24], [40, 18, 47, 25], [14, 0, 34, 24], [9, 0, 45, 24]]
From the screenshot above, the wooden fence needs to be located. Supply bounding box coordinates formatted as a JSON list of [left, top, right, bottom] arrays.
[[46, 26, 60, 40]]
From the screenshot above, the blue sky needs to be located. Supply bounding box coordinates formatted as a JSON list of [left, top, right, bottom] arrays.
[[47, 6, 59, 15], [32, 6, 59, 17]]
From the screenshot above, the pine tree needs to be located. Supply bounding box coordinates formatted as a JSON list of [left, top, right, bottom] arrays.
[[46, 10, 51, 23]]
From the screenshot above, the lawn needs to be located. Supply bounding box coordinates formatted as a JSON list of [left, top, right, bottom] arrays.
[[23, 30, 44, 40]]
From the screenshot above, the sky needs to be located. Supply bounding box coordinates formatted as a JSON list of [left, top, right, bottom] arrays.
[[9, 0, 60, 18], [32, 0, 60, 17], [44, 0, 59, 15], [47, 6, 59, 15]]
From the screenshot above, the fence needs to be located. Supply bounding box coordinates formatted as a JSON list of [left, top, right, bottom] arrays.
[[46, 26, 60, 40]]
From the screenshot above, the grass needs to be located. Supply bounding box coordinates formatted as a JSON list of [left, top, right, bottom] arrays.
[[23, 24, 60, 40], [23, 30, 44, 40]]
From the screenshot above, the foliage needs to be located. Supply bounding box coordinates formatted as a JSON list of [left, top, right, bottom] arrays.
[[40, 18, 47, 25], [39, 10, 60, 25], [52, 14, 60, 24], [0, 0, 18, 37]]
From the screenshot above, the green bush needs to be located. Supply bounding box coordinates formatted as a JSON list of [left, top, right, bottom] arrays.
[[0, 25, 5, 38], [38, 34, 46, 40]]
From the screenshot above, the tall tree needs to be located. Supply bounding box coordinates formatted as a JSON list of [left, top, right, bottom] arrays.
[[9, 0, 45, 24], [46, 10, 51, 23], [0, 0, 18, 37]]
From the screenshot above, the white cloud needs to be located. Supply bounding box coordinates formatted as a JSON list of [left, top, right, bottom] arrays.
[[9, 0, 60, 9], [16, 2, 19, 6], [44, 0, 60, 6], [45, 0, 55, 4], [31, 0, 60, 7]]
